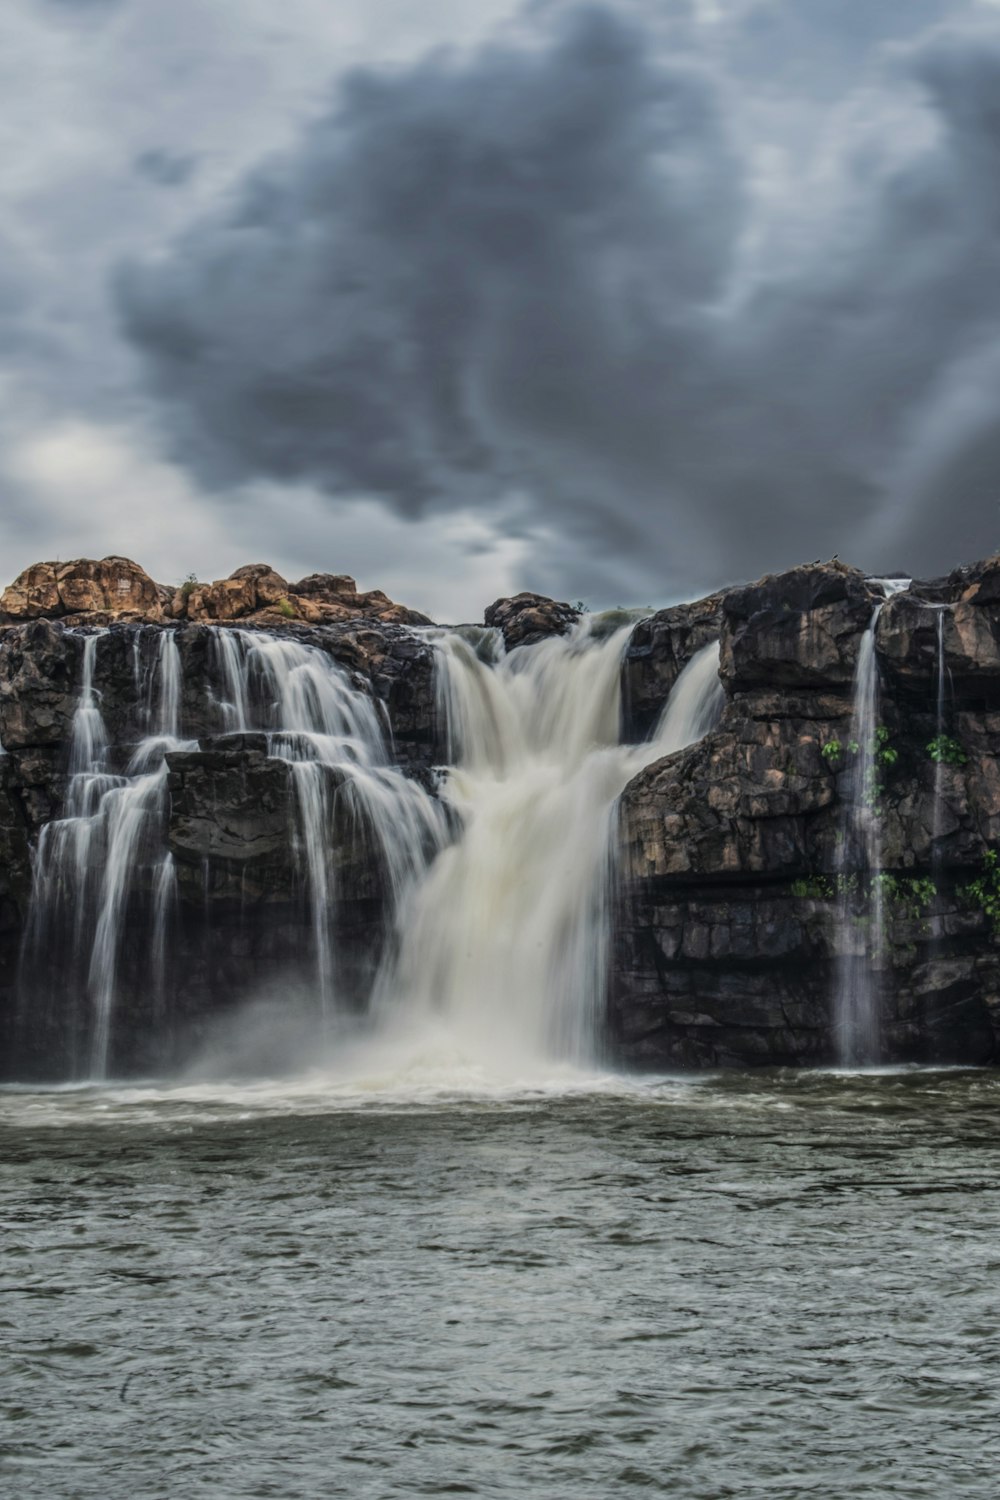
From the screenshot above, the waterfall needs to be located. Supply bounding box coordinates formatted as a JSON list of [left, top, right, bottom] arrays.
[[834, 580, 909, 1066], [22, 629, 187, 1079], [373, 624, 725, 1073], [19, 619, 725, 1082], [931, 606, 951, 864], [21, 627, 447, 1075], [208, 632, 448, 1016]]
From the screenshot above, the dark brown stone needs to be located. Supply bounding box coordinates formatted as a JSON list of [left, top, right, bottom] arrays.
[[484, 593, 581, 650]]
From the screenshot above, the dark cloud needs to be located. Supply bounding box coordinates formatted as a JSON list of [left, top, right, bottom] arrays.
[[116, 3, 1000, 597], [116, 6, 746, 583], [134, 148, 198, 188]]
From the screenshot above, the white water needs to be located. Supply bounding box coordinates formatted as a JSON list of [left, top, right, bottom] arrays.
[[931, 605, 951, 863], [369, 624, 725, 1079], [21, 621, 725, 1085], [834, 579, 910, 1066], [24, 630, 189, 1079], [209, 632, 447, 1016]]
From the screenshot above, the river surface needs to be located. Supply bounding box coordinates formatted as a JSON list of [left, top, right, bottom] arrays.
[[3, 1066, 999, 1499]]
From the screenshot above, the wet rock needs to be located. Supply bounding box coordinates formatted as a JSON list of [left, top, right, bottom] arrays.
[[484, 593, 581, 650], [720, 560, 880, 690], [878, 590, 1000, 704], [0, 620, 82, 748], [622, 590, 728, 742], [167, 745, 295, 866]]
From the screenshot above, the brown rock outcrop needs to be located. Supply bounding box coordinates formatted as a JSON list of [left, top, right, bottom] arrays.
[[175, 565, 433, 628], [719, 559, 881, 690], [0, 557, 163, 624], [0, 557, 433, 631]]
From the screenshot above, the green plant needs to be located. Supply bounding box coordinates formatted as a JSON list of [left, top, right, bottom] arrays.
[[276, 597, 296, 619], [863, 726, 899, 811], [178, 571, 200, 601], [791, 875, 833, 898], [791, 871, 935, 922], [927, 734, 967, 767], [871, 874, 937, 924], [821, 739, 842, 764], [960, 849, 1000, 934], [873, 725, 898, 770]]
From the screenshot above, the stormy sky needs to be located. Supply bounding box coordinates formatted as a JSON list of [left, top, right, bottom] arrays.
[[2, 0, 1000, 617]]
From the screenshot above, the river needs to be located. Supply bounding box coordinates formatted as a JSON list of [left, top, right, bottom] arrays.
[[3, 1066, 998, 1498]]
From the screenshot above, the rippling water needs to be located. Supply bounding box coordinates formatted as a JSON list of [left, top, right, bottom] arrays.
[[3, 1067, 999, 1499]]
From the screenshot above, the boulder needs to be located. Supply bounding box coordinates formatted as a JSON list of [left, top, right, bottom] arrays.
[[177, 565, 433, 628], [0, 557, 162, 624], [291, 573, 358, 599], [184, 573, 259, 622], [484, 593, 581, 650]]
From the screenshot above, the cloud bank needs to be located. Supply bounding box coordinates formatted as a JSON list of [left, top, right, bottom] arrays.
[[4, 1, 1000, 606]]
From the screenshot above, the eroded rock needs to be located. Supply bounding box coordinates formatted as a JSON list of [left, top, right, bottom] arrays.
[[484, 593, 581, 650], [622, 590, 728, 742], [0, 557, 163, 624]]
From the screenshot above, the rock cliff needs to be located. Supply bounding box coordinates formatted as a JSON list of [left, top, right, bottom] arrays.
[[2, 554, 999, 1079], [613, 559, 1000, 1068]]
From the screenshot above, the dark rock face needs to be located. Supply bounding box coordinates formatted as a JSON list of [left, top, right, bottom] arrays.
[[0, 612, 443, 1079], [622, 590, 727, 742], [0, 619, 84, 749], [719, 560, 881, 690], [4, 556, 1000, 1079], [612, 560, 1000, 1070], [484, 593, 581, 650]]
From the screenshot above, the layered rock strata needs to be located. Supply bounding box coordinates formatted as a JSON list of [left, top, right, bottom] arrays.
[[613, 560, 1000, 1069]]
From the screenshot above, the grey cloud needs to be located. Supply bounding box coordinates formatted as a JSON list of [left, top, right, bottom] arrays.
[[117, 2, 1000, 599], [116, 6, 747, 587], [134, 148, 198, 188]]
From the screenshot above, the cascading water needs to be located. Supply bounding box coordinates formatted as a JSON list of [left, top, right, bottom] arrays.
[[834, 580, 909, 1066], [372, 623, 725, 1076], [23, 630, 189, 1079], [19, 618, 724, 1083], [930, 605, 952, 866], [208, 632, 447, 1016], [20, 628, 446, 1078]]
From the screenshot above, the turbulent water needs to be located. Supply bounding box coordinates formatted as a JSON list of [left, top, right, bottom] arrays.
[[3, 1068, 999, 1499], [18, 616, 724, 1081], [376, 625, 724, 1072]]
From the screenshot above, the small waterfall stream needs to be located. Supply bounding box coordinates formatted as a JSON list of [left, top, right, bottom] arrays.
[[930, 605, 952, 866], [834, 579, 909, 1066], [24, 631, 188, 1079]]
